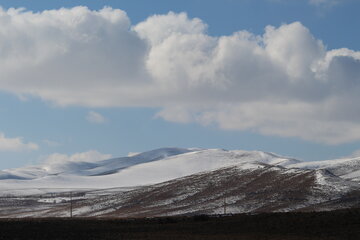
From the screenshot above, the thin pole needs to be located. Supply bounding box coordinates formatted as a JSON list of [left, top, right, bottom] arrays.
[[70, 192, 73, 218], [224, 196, 226, 215]]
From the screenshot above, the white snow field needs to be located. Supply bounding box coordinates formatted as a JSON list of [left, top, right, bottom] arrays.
[[0, 147, 359, 196]]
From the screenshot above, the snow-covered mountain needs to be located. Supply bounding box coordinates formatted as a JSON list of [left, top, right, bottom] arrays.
[[0, 148, 301, 193], [288, 156, 360, 182], [0, 147, 360, 217]]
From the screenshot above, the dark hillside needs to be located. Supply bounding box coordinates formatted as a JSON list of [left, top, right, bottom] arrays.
[[1, 209, 360, 239]]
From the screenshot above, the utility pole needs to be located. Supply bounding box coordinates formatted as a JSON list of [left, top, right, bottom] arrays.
[[70, 192, 73, 218], [223, 196, 227, 215]]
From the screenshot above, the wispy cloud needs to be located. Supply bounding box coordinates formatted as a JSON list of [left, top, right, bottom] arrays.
[[42, 139, 61, 147], [127, 152, 140, 157], [86, 111, 106, 124], [345, 149, 360, 158], [0, 133, 38, 151], [42, 150, 112, 173], [269, 0, 341, 8], [308, 0, 339, 7], [0, 7, 359, 144]]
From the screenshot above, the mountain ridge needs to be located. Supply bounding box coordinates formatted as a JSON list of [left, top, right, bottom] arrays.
[[1, 147, 360, 217], [1, 147, 360, 192]]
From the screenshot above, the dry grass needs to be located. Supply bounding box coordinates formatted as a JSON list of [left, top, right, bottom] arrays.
[[1, 209, 360, 239]]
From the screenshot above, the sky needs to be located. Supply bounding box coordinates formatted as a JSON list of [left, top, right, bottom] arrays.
[[0, 0, 360, 169]]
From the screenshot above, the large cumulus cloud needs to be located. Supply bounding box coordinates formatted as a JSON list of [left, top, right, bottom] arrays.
[[0, 7, 360, 144]]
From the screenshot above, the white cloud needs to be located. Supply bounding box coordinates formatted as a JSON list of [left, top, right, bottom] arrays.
[[42, 139, 61, 147], [127, 152, 140, 157], [0, 6, 149, 107], [0, 133, 38, 151], [0, 7, 360, 144], [309, 0, 339, 6], [42, 150, 112, 173], [348, 150, 360, 158], [86, 111, 106, 124], [269, 0, 340, 7], [44, 150, 112, 164]]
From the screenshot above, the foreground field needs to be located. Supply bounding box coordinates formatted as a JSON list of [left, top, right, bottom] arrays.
[[0, 209, 360, 240]]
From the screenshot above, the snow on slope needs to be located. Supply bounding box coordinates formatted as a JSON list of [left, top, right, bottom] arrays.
[[288, 156, 360, 182], [0, 148, 299, 194], [3, 164, 358, 218], [3, 148, 192, 179], [1, 147, 360, 196]]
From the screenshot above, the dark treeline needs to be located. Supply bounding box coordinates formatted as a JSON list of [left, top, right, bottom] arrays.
[[0, 209, 360, 239]]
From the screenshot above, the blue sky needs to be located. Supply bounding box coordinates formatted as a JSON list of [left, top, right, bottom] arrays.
[[0, 0, 360, 169]]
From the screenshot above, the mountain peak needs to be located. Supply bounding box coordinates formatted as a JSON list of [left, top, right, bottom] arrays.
[[2, 147, 360, 196]]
